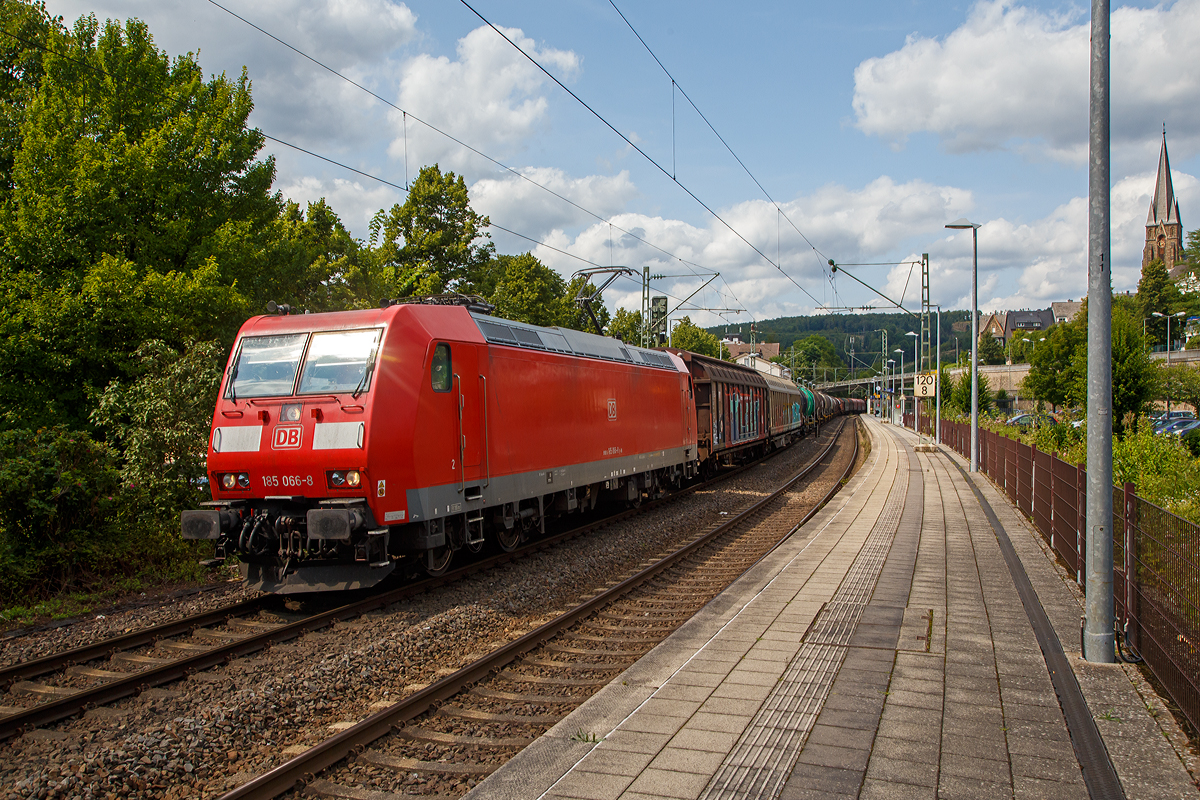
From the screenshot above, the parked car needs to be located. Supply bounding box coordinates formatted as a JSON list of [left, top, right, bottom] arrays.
[[1167, 419, 1200, 437], [1153, 410, 1195, 427], [1157, 418, 1197, 435], [1007, 413, 1057, 429]]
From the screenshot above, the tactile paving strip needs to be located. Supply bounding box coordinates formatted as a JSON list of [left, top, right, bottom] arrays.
[[697, 464, 908, 800]]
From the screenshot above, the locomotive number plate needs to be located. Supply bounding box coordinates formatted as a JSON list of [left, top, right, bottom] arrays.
[[262, 475, 314, 488]]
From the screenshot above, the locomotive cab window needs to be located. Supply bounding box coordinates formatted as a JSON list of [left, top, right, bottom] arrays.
[[297, 328, 383, 395], [226, 333, 309, 398], [431, 344, 452, 392]]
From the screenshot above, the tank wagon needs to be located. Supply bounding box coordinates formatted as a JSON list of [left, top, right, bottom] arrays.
[[182, 299, 860, 593]]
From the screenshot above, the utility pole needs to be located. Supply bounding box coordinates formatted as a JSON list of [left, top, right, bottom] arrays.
[[1084, 0, 1114, 663], [921, 253, 931, 373]]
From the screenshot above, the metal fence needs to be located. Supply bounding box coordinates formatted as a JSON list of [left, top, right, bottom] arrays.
[[919, 417, 1200, 734]]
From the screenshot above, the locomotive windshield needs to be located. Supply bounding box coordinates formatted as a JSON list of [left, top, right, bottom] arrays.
[[225, 328, 383, 399], [297, 329, 383, 395], [226, 334, 308, 398]]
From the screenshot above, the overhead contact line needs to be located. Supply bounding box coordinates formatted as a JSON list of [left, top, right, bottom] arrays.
[[456, 0, 826, 311], [202, 0, 749, 318]]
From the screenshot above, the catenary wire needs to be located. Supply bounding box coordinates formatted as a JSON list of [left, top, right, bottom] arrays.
[[0, 25, 729, 319], [203, 0, 746, 318], [456, 0, 826, 310], [606, 0, 832, 277]]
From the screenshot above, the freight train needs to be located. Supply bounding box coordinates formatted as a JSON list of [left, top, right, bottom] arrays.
[[181, 297, 864, 593]]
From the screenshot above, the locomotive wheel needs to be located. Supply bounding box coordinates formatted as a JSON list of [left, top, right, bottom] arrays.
[[495, 525, 521, 553], [424, 544, 454, 576]]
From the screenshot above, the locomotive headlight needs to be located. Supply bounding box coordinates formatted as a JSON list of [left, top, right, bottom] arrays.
[[220, 473, 250, 490], [327, 470, 362, 489], [282, 403, 302, 422]]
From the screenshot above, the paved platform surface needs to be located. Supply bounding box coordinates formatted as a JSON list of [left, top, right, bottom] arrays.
[[466, 417, 1199, 800]]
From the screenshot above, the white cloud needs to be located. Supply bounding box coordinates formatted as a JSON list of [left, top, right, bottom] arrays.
[[390, 25, 580, 170], [524, 177, 976, 323], [470, 168, 637, 239], [46, 0, 419, 148], [852, 0, 1200, 163], [927, 169, 1199, 313]]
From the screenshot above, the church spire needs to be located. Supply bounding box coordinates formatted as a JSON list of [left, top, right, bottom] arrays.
[[1147, 129, 1180, 227]]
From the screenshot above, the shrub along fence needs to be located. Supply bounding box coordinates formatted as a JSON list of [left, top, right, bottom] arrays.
[[918, 417, 1199, 735]]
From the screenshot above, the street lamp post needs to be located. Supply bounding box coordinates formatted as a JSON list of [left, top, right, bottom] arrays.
[[907, 331, 919, 433], [1152, 310, 1186, 364], [1154, 311, 1187, 416], [947, 218, 982, 471], [894, 348, 905, 426], [886, 359, 895, 423]]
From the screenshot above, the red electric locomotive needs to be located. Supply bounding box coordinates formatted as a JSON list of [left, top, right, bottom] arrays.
[[182, 298, 698, 593]]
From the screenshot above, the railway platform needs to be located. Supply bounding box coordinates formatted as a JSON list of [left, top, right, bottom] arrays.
[[466, 416, 1199, 800]]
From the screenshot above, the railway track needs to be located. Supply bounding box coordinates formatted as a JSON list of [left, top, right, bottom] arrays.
[[0, 422, 846, 744], [222, 416, 860, 800]]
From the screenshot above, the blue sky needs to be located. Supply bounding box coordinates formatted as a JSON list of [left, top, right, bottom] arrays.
[[43, 0, 1200, 326]]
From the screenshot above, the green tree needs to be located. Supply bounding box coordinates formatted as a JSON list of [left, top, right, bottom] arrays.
[[978, 329, 1005, 365], [1023, 302, 1156, 431], [1137, 258, 1182, 347], [489, 253, 566, 327], [670, 317, 722, 358], [606, 307, 643, 344], [1158, 363, 1200, 413], [779, 334, 844, 380], [371, 164, 494, 298], [0, 255, 246, 430], [2, 14, 277, 284], [1106, 305, 1156, 431], [92, 339, 222, 560], [0, 427, 122, 600], [1023, 319, 1085, 411], [0, 1, 55, 197]]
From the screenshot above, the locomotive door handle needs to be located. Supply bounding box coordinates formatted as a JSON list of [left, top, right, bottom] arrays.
[[454, 373, 464, 493]]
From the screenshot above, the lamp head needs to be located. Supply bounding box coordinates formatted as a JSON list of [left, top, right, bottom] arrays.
[[945, 218, 981, 230], [1153, 311, 1165, 318]]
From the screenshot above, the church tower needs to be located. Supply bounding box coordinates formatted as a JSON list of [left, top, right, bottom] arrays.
[[1144, 130, 1184, 275]]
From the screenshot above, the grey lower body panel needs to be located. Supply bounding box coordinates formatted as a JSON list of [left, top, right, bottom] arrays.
[[404, 445, 695, 526]]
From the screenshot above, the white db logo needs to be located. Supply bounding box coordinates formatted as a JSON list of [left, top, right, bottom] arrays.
[[272, 426, 303, 449]]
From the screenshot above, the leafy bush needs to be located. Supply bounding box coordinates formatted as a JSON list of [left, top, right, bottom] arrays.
[[1113, 419, 1200, 520], [0, 427, 122, 601]]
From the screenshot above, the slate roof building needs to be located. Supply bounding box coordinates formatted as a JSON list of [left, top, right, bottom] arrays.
[[1050, 301, 1082, 325], [1004, 309, 1055, 341]]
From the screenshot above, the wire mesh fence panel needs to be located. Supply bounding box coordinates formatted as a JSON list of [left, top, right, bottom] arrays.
[[1017, 441, 1033, 516], [1127, 494, 1200, 734], [1005, 436, 1018, 504], [1051, 455, 1081, 576], [1114, 485, 1128, 624], [1033, 447, 1052, 541]]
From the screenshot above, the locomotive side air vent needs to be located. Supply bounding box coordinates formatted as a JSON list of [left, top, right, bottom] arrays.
[[477, 320, 519, 344], [512, 328, 544, 348], [539, 331, 572, 353]]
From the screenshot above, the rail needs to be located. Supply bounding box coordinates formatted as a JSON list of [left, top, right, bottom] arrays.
[[218, 418, 857, 800], [0, 423, 844, 741]]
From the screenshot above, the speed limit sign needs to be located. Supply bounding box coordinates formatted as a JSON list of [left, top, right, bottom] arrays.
[[915, 372, 937, 397]]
